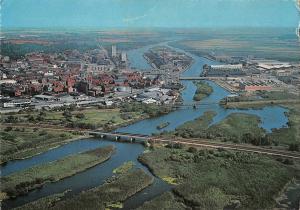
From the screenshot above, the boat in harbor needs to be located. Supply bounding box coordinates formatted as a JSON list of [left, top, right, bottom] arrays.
[[156, 122, 170, 129]]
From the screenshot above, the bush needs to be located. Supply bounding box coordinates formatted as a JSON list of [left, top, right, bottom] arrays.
[[4, 127, 13, 132], [187, 147, 197, 153], [39, 130, 48, 136], [75, 113, 85, 119], [288, 143, 299, 152]]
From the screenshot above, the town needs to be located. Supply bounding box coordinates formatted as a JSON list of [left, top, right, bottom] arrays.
[[0, 45, 190, 112], [1, 43, 299, 112]]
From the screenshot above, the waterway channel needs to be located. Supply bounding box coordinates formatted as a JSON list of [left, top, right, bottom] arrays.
[[1, 42, 290, 209]]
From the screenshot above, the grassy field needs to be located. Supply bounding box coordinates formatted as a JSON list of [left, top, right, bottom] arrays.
[[16, 169, 154, 210], [193, 81, 213, 101], [138, 147, 299, 209], [0, 128, 81, 164], [1, 146, 115, 199], [0, 108, 143, 130]]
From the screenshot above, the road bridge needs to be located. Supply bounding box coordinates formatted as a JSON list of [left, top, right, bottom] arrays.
[[179, 77, 218, 80]]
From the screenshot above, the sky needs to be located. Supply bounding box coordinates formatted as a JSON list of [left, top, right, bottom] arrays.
[[1, 0, 299, 28]]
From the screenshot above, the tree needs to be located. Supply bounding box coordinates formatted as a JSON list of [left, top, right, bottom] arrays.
[[75, 113, 85, 119], [63, 110, 72, 121]]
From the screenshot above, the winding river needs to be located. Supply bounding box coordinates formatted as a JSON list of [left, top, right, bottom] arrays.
[[1, 42, 289, 209]]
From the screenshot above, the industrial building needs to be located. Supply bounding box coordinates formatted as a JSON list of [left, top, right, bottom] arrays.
[[202, 64, 245, 77]]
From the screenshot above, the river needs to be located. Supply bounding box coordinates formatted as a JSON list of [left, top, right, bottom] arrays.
[[1, 42, 289, 209]]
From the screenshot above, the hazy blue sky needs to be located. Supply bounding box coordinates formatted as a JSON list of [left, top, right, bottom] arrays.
[[2, 0, 299, 28]]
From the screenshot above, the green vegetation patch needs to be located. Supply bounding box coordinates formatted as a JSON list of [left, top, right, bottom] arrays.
[[1, 107, 143, 130], [121, 102, 173, 118], [221, 92, 300, 148], [171, 112, 272, 146], [139, 147, 298, 209], [14, 191, 69, 210], [0, 128, 79, 163], [113, 161, 135, 174], [22, 169, 154, 210], [1, 146, 115, 198], [269, 104, 300, 147], [137, 191, 186, 210], [207, 113, 267, 143], [171, 111, 216, 138], [193, 81, 213, 101]]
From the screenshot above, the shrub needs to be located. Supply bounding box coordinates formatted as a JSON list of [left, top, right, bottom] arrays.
[[75, 113, 85, 119], [188, 147, 197, 153], [4, 127, 13, 132], [288, 143, 299, 152]]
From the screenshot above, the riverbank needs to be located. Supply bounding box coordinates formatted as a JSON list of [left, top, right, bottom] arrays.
[[14, 169, 154, 210], [0, 106, 153, 164], [223, 99, 300, 110], [193, 81, 213, 101], [160, 111, 291, 148], [222, 93, 300, 148], [138, 146, 300, 209], [1, 146, 115, 199]]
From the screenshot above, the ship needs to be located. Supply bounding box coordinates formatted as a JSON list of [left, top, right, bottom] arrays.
[[156, 122, 170, 129], [296, 0, 300, 11]]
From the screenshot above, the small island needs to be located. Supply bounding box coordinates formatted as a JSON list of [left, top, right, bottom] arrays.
[[193, 81, 213, 101], [1, 146, 115, 199]]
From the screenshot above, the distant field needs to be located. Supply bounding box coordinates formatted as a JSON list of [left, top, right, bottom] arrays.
[[171, 28, 300, 61]]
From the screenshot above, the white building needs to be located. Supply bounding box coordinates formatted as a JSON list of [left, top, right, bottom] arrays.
[[112, 45, 117, 57], [121, 52, 127, 62], [210, 64, 243, 70]]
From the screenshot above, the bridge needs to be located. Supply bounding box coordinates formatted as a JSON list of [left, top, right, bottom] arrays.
[[89, 131, 300, 160], [179, 76, 217, 80]]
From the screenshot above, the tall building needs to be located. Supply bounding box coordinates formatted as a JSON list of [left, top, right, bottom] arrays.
[[112, 45, 117, 57], [121, 52, 127, 62]]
